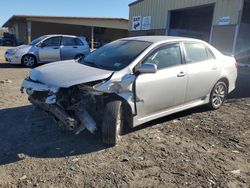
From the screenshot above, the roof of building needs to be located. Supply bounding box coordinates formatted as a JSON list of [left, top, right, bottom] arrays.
[[2, 15, 128, 30], [128, 0, 144, 6]]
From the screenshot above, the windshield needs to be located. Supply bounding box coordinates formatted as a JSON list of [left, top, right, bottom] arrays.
[[82, 40, 152, 71], [30, 36, 48, 45]]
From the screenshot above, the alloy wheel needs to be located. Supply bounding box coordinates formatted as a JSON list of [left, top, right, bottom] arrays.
[[23, 56, 35, 67], [212, 84, 226, 108]]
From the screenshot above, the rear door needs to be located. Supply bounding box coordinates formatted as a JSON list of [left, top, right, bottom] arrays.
[[60, 37, 83, 60], [183, 42, 221, 102], [38, 36, 61, 62], [76, 37, 90, 56]]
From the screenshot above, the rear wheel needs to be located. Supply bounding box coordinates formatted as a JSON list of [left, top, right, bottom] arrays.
[[208, 81, 228, 110], [102, 100, 123, 146], [74, 54, 84, 62], [22, 55, 37, 67]]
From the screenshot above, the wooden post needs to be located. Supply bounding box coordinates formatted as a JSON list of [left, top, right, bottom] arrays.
[[27, 21, 32, 43], [91, 26, 94, 49]]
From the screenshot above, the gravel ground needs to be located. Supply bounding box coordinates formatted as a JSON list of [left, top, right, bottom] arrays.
[[0, 47, 9, 61], [0, 48, 250, 187]]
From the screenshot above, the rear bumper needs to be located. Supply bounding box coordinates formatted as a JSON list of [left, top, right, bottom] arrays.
[[228, 69, 237, 94], [228, 80, 236, 93]]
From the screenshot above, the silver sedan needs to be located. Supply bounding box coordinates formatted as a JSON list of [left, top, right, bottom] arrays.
[[5, 34, 90, 67], [21, 36, 237, 145]]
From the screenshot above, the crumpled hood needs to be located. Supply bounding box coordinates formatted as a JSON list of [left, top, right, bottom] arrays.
[[16, 44, 31, 50], [29, 60, 113, 88], [7, 45, 32, 54]]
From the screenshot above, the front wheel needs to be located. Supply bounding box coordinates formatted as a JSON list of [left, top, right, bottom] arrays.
[[22, 55, 37, 67], [208, 81, 228, 110], [102, 100, 123, 146]]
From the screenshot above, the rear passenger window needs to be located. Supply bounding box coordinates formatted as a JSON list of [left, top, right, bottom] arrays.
[[75, 38, 84, 46], [61, 37, 77, 46], [184, 43, 209, 63], [144, 44, 182, 70]]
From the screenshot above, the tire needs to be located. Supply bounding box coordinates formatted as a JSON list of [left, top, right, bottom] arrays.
[[22, 55, 37, 67], [74, 54, 84, 62], [102, 100, 123, 146], [208, 81, 228, 110]]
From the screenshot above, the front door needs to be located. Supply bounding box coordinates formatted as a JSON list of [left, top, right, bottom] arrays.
[[39, 36, 61, 62], [135, 43, 188, 121]]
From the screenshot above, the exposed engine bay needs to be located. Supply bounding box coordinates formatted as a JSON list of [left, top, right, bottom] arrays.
[[21, 74, 136, 136], [29, 84, 103, 134]]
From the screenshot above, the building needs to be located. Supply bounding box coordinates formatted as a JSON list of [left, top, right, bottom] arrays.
[[2, 15, 128, 48], [0, 28, 8, 37], [129, 0, 250, 55]]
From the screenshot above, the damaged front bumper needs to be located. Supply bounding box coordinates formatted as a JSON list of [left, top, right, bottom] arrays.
[[21, 79, 97, 135], [21, 73, 137, 135], [29, 96, 78, 130], [21, 79, 59, 94]]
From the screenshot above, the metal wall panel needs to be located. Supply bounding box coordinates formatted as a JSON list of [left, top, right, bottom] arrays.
[[129, 0, 243, 30]]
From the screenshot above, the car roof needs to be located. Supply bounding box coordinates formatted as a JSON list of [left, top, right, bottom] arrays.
[[121, 36, 204, 44], [43, 34, 81, 38]]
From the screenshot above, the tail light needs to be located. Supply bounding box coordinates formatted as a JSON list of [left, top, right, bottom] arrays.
[[235, 62, 240, 69]]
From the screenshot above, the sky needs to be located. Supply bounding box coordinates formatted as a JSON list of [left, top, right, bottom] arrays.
[[0, 0, 135, 26]]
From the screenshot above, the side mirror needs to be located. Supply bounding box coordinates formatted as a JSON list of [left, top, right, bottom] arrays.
[[37, 42, 44, 48], [137, 63, 157, 74]]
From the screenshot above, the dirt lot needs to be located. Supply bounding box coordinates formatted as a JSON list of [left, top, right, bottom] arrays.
[[0, 47, 250, 188]]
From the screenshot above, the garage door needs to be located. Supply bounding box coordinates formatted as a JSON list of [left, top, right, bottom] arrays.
[[168, 4, 214, 42]]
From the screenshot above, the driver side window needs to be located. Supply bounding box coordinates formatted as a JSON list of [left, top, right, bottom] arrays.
[[43, 37, 61, 47], [144, 43, 182, 70]]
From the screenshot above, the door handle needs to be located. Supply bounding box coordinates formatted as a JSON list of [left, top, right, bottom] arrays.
[[73, 46, 78, 48], [53, 47, 59, 49], [177, 72, 185, 77]]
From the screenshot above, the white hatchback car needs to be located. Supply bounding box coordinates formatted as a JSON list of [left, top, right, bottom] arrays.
[[5, 34, 90, 67]]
